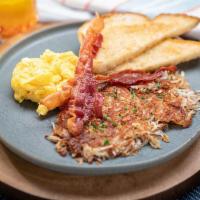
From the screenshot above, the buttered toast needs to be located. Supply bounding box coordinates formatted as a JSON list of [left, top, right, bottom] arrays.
[[78, 13, 199, 74]]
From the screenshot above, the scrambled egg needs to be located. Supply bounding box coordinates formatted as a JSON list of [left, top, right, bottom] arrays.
[[11, 49, 77, 104]]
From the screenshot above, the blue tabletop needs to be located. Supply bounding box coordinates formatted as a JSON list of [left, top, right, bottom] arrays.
[[178, 185, 200, 200]]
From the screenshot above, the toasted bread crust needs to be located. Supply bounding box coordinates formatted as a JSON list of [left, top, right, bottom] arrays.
[[101, 11, 150, 20], [93, 13, 199, 74], [78, 12, 150, 44], [154, 13, 200, 22], [109, 39, 200, 73], [78, 13, 199, 74]]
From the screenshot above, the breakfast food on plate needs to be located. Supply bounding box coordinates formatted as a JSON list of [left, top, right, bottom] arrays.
[[36, 13, 200, 117], [78, 13, 199, 74], [48, 66, 200, 162], [45, 14, 200, 163], [63, 15, 104, 136], [11, 49, 77, 114], [109, 38, 200, 73], [11, 13, 200, 163]]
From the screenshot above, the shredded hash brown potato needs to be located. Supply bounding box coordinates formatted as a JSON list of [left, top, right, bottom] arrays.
[[46, 70, 200, 163]]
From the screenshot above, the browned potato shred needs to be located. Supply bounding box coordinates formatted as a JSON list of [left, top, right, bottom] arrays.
[[47, 71, 200, 163]]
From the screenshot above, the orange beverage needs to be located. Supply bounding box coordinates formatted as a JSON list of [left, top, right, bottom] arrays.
[[0, 0, 37, 38]]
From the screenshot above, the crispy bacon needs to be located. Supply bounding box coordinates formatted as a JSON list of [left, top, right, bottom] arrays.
[[96, 65, 177, 86], [56, 14, 176, 137], [158, 65, 177, 72], [64, 16, 104, 136], [58, 59, 176, 136], [49, 70, 200, 162]]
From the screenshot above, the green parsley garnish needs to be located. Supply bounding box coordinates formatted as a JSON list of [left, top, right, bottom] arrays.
[[104, 139, 110, 146], [61, 143, 66, 148], [103, 114, 117, 127], [103, 114, 109, 120], [110, 88, 118, 99], [141, 96, 145, 100], [91, 122, 98, 130], [124, 106, 128, 111], [118, 113, 123, 118], [141, 88, 150, 93], [111, 121, 118, 127], [99, 121, 107, 129], [157, 93, 164, 99], [156, 82, 161, 89], [132, 107, 137, 113], [130, 89, 136, 99]]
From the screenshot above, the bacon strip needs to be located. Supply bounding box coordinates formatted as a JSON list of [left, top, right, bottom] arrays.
[[66, 16, 104, 136], [96, 66, 177, 86], [58, 20, 176, 137]]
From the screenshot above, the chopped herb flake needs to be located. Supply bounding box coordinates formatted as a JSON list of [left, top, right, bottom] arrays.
[[103, 114, 117, 127], [157, 93, 164, 99], [110, 88, 118, 99], [130, 89, 136, 99], [118, 113, 123, 118], [61, 143, 66, 147], [99, 121, 107, 129], [91, 122, 98, 130], [103, 114, 109, 120], [132, 107, 137, 113], [124, 106, 128, 111], [104, 139, 110, 146], [141, 88, 150, 93], [112, 121, 118, 127], [156, 82, 161, 89]]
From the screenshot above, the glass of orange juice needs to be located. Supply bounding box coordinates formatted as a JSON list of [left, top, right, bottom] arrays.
[[0, 0, 37, 38]]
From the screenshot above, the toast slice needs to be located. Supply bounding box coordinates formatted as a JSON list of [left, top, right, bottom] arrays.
[[92, 14, 199, 74], [78, 12, 150, 44], [108, 39, 200, 74]]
